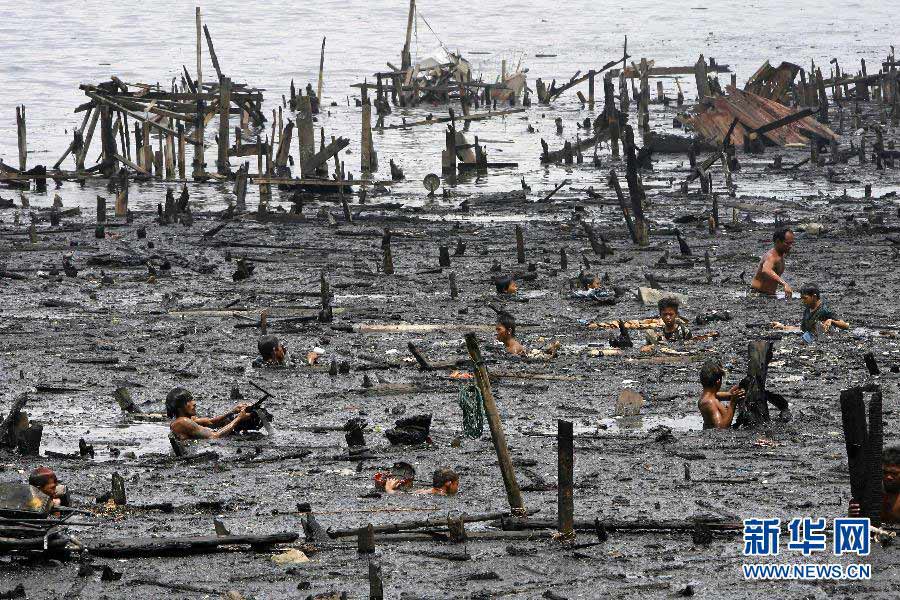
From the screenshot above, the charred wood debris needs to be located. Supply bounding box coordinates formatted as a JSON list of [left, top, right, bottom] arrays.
[[1, 2, 900, 598]]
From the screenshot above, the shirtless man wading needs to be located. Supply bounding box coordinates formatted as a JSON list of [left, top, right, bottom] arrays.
[[751, 227, 795, 298]]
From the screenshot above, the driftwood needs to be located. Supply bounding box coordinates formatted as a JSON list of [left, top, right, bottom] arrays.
[[87, 532, 298, 558], [326, 509, 539, 539]]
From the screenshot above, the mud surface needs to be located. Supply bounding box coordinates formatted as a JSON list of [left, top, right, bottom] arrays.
[[2, 49, 900, 600]]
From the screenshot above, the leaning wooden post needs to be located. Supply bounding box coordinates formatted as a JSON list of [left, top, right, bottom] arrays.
[[557, 419, 575, 540], [622, 125, 648, 245], [233, 162, 248, 212], [16, 105, 27, 171], [515, 224, 525, 264], [217, 77, 232, 176], [464, 333, 525, 515], [317, 36, 326, 103], [361, 85, 376, 176]]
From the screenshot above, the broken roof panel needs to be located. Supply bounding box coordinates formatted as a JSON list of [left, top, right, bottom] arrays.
[[745, 61, 801, 103]]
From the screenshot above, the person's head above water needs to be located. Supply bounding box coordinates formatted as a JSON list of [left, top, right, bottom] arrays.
[[884, 446, 900, 493], [494, 275, 517, 294], [699, 360, 725, 391], [773, 226, 795, 256], [28, 466, 58, 497], [578, 271, 600, 290], [432, 467, 460, 495], [166, 387, 195, 419], [657, 296, 681, 328], [257, 335, 286, 363], [495, 311, 516, 341], [799, 283, 821, 308]]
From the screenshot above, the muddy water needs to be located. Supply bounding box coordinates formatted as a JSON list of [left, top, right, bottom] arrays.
[[0, 0, 897, 211]]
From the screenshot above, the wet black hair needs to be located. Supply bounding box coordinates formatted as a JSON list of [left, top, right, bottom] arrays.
[[496, 311, 516, 337], [257, 335, 281, 360], [494, 275, 515, 294], [700, 360, 725, 388], [166, 387, 194, 418], [432, 467, 459, 489], [799, 283, 820, 299], [884, 446, 900, 466], [658, 297, 680, 313], [578, 271, 598, 289], [773, 226, 793, 243]]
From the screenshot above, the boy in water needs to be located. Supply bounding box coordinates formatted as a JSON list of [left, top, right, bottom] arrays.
[[772, 283, 849, 339], [28, 467, 70, 507], [848, 445, 900, 523], [657, 297, 692, 342], [494, 275, 517, 295], [495, 311, 526, 356], [697, 360, 746, 429]]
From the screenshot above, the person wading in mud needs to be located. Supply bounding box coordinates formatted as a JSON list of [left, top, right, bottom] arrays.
[[385, 467, 460, 496], [495, 311, 526, 356], [167, 387, 252, 441], [751, 227, 795, 298], [697, 360, 746, 429], [848, 445, 900, 523]]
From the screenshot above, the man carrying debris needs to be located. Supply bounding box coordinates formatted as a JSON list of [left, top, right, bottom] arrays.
[[848, 445, 900, 523], [495, 311, 526, 356], [167, 387, 253, 440], [698, 360, 746, 429], [751, 227, 795, 298], [771, 283, 849, 340], [385, 467, 460, 496]]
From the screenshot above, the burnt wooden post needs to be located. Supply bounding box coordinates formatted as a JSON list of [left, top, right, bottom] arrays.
[[515, 225, 525, 263], [694, 54, 709, 101], [361, 85, 377, 175], [115, 177, 128, 218], [16, 105, 26, 171], [609, 169, 638, 243], [588, 70, 596, 110], [557, 419, 575, 539], [560, 247, 567, 270], [217, 77, 232, 175], [447, 512, 467, 543], [233, 162, 248, 212], [841, 387, 883, 525], [98, 105, 118, 177], [369, 560, 384, 600], [177, 124, 186, 179], [622, 125, 648, 244], [357, 523, 375, 554], [439, 245, 451, 267], [111, 472, 127, 506], [464, 333, 525, 514], [96, 196, 106, 224], [736, 341, 773, 428], [382, 229, 394, 275]]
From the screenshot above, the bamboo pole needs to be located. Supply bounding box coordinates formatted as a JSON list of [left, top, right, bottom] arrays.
[[317, 37, 326, 102]]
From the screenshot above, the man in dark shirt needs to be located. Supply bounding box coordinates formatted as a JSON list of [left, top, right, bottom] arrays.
[[772, 283, 849, 338]]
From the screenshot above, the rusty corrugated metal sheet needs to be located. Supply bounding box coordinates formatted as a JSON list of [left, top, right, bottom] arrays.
[[684, 86, 838, 147]]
